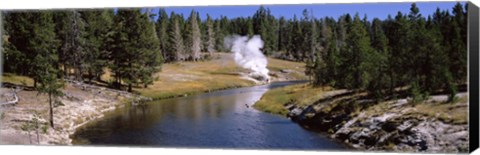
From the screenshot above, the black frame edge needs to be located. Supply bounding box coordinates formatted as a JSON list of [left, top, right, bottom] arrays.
[[469, 1, 480, 153]]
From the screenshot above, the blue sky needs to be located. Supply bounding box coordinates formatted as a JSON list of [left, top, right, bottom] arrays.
[[150, 1, 466, 21]]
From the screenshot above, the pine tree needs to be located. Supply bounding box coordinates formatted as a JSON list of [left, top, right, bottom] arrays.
[[277, 17, 288, 53], [288, 15, 303, 60], [214, 19, 224, 52], [368, 18, 390, 98], [345, 14, 375, 90], [205, 14, 216, 56], [450, 2, 467, 83], [336, 14, 353, 88], [266, 9, 279, 55], [81, 9, 115, 82], [53, 11, 71, 78], [187, 10, 202, 61], [407, 3, 433, 99], [2, 12, 25, 74], [301, 9, 318, 61], [321, 18, 341, 86], [387, 12, 411, 91], [5, 12, 38, 83], [71, 10, 87, 81], [156, 8, 170, 62], [54, 10, 87, 81], [111, 9, 161, 91], [253, 6, 277, 55], [169, 13, 186, 61], [214, 16, 229, 52], [246, 17, 254, 37], [30, 11, 63, 128], [139, 12, 162, 88]]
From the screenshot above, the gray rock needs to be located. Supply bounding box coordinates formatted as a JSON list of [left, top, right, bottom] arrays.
[[280, 69, 293, 73]]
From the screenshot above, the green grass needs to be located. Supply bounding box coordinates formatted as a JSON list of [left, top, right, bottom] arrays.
[[253, 83, 331, 115]]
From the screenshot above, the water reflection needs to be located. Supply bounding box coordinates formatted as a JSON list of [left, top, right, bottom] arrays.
[[73, 81, 346, 150]]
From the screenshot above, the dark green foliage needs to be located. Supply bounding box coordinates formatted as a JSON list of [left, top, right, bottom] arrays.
[[52, 10, 89, 81], [3, 11, 64, 127], [4, 12, 41, 80], [156, 8, 170, 62], [367, 18, 389, 98], [168, 13, 186, 61], [252, 6, 278, 55], [185, 10, 202, 61], [2, 2, 467, 102], [345, 14, 375, 90], [204, 14, 216, 56], [81, 9, 115, 82], [111, 9, 162, 91], [306, 3, 466, 102], [29, 11, 63, 128]]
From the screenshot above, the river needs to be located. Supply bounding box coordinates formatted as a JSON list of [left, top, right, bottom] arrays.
[[72, 81, 347, 151]]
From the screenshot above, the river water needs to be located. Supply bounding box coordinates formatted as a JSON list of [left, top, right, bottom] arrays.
[[72, 81, 346, 151]]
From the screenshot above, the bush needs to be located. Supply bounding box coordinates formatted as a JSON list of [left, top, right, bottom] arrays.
[[20, 113, 49, 144], [447, 82, 458, 103], [410, 82, 429, 104]]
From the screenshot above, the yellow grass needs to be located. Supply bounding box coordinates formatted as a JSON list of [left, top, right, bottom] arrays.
[[255, 80, 468, 125], [120, 53, 306, 99], [267, 58, 306, 79], [2, 53, 307, 100], [1, 73, 35, 87], [410, 96, 468, 124]]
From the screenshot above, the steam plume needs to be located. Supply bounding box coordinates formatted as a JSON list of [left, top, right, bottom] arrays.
[[224, 35, 270, 82]]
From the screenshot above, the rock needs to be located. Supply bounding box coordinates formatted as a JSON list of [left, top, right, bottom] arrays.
[[284, 103, 296, 110], [334, 129, 351, 141], [280, 69, 293, 73], [377, 131, 395, 145], [397, 120, 415, 133], [382, 121, 400, 132], [347, 128, 379, 147], [287, 107, 303, 120]]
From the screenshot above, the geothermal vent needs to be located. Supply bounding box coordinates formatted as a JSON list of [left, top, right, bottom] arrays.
[[224, 35, 270, 83]]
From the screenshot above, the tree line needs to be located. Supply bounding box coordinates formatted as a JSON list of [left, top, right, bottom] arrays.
[[2, 9, 162, 127], [2, 9, 162, 91], [303, 3, 467, 102], [1, 3, 468, 128], [158, 2, 467, 101], [3, 3, 469, 96]]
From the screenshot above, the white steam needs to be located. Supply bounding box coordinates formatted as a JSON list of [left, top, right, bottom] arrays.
[[224, 35, 270, 82]]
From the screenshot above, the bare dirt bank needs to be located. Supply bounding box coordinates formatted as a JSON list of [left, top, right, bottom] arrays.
[[0, 82, 145, 145]]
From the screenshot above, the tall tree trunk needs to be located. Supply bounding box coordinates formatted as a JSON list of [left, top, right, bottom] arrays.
[[36, 128, 40, 144], [63, 65, 68, 78], [128, 83, 132, 92], [34, 79, 37, 88], [48, 93, 54, 128], [27, 131, 32, 144]]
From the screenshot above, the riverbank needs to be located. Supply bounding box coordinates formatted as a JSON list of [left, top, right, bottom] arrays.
[[0, 81, 144, 145], [129, 53, 307, 100], [254, 83, 469, 153]]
